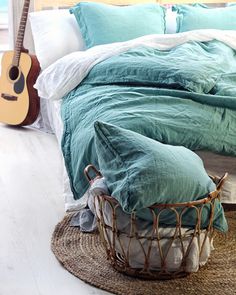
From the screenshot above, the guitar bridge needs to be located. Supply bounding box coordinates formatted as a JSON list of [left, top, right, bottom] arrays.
[[1, 93, 18, 101]]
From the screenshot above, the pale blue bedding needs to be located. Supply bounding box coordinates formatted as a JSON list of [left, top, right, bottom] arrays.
[[61, 40, 236, 230]]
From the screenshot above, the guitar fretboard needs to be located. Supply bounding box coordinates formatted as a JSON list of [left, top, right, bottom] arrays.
[[12, 0, 31, 67]]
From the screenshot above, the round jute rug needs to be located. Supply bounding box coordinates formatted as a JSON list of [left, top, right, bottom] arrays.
[[51, 212, 236, 295]]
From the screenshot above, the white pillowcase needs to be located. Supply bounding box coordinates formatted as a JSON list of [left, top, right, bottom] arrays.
[[29, 9, 85, 70], [29, 8, 176, 70], [165, 8, 177, 34]]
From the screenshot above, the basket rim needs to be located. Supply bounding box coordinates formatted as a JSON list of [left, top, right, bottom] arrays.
[[95, 192, 218, 209], [84, 164, 228, 209]]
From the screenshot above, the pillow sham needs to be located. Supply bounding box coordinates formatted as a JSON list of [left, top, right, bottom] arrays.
[[70, 2, 166, 48], [173, 5, 236, 32], [94, 121, 227, 232], [29, 9, 85, 70], [165, 8, 177, 34]]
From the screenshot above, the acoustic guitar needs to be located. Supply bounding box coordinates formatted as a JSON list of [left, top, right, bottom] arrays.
[[0, 0, 40, 126]]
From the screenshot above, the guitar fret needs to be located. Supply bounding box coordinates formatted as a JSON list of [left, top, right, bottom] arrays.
[[13, 0, 31, 66]]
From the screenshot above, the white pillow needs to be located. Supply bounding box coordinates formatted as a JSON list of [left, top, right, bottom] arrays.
[[165, 8, 177, 34], [29, 9, 85, 70]]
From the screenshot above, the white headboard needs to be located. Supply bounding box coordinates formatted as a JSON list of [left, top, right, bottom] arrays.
[[34, 0, 233, 8], [35, 0, 156, 10]]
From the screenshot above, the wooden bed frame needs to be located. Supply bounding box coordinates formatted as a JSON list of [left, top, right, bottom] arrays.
[[34, 0, 234, 10]]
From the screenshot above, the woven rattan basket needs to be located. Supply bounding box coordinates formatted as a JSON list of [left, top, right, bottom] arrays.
[[84, 165, 228, 280]]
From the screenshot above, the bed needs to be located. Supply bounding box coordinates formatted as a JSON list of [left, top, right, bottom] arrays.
[[24, 0, 236, 210], [15, 0, 235, 274]]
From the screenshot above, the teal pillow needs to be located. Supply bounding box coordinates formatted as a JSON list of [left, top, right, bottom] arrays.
[[94, 121, 228, 232], [173, 5, 236, 32], [70, 2, 166, 48]]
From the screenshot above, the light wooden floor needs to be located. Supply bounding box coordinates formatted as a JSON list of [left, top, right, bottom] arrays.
[[0, 124, 111, 295]]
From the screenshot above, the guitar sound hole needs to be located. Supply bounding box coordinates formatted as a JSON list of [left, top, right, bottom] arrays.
[[9, 66, 20, 81]]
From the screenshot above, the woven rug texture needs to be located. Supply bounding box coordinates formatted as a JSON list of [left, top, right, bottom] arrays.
[[51, 212, 236, 295]]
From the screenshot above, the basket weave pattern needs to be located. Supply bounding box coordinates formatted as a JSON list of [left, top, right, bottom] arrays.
[[85, 165, 227, 280]]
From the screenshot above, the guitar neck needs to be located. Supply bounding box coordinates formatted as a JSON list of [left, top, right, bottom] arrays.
[[13, 0, 31, 67]]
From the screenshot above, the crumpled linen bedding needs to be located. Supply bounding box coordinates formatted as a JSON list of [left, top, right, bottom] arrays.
[[34, 30, 236, 207], [60, 37, 236, 202], [33, 31, 236, 270]]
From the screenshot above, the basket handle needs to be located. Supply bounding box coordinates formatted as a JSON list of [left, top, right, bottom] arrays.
[[216, 172, 228, 191], [84, 164, 102, 183]]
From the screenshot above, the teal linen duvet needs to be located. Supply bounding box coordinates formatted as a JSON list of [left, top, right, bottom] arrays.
[[61, 40, 236, 229]]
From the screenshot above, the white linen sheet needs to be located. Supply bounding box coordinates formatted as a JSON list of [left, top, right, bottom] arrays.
[[32, 98, 56, 134], [36, 99, 88, 211], [34, 29, 236, 101]]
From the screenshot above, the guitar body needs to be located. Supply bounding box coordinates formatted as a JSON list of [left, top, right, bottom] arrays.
[[0, 51, 40, 126]]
